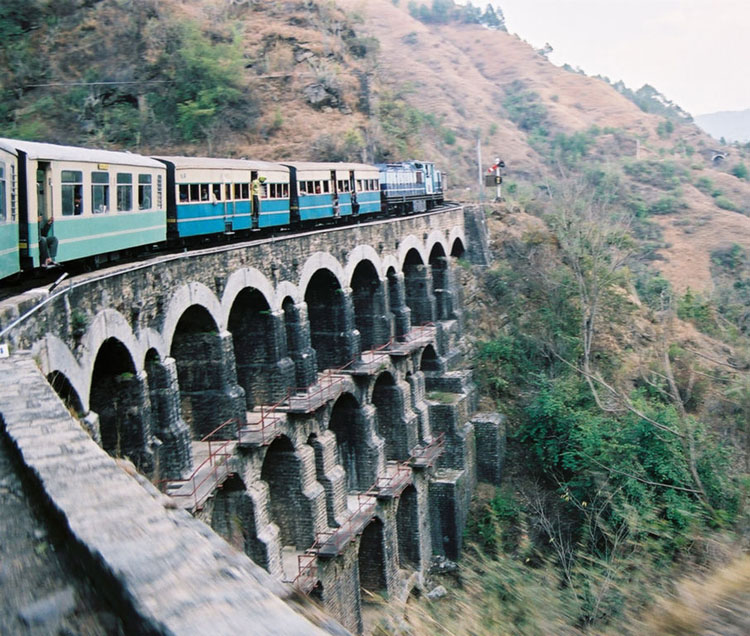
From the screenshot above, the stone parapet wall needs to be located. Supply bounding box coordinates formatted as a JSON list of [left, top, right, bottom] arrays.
[[0, 354, 334, 635]]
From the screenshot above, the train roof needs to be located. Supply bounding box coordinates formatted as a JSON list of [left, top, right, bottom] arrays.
[[153, 156, 287, 172], [0, 138, 164, 168], [282, 161, 378, 172]]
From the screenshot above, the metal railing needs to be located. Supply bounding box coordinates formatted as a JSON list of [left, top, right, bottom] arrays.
[[159, 418, 239, 510]]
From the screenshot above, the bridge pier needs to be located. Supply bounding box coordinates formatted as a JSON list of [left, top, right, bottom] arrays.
[[387, 270, 411, 340], [282, 299, 318, 389], [145, 355, 192, 479]]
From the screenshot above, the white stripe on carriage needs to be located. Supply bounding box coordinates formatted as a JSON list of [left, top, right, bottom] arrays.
[[57, 224, 166, 245]]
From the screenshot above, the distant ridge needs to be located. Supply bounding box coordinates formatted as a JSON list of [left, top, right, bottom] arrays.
[[695, 108, 750, 142]]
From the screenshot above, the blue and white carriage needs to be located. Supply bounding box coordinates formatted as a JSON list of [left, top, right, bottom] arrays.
[[154, 156, 290, 237]]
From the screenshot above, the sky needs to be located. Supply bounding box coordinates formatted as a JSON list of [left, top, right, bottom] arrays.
[[493, 0, 750, 116]]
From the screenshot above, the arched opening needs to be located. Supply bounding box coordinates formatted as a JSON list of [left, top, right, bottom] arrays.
[[90, 338, 151, 470], [358, 517, 386, 596], [351, 260, 388, 352], [397, 485, 420, 569], [329, 393, 369, 491], [47, 371, 84, 417], [386, 266, 409, 339], [305, 269, 353, 370], [429, 243, 451, 321], [228, 288, 274, 409], [372, 372, 407, 461], [450, 237, 466, 259], [211, 474, 267, 569], [403, 248, 434, 325], [261, 435, 312, 548], [170, 305, 236, 439], [420, 344, 441, 373]]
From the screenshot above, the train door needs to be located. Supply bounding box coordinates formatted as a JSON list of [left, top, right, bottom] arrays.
[[349, 171, 359, 216], [251, 170, 259, 229], [331, 169, 339, 217], [35, 162, 52, 266], [220, 176, 233, 234], [424, 164, 434, 195]]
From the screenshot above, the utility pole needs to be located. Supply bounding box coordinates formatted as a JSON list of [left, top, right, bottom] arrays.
[[477, 134, 484, 202], [495, 156, 502, 200]]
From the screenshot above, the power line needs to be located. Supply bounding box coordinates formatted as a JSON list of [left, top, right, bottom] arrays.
[[25, 80, 170, 88]]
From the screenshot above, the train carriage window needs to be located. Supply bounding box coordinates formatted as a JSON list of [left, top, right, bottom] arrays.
[[0, 164, 6, 222], [212, 184, 222, 202], [61, 170, 83, 216], [179, 184, 189, 202], [283, 183, 289, 197], [189, 184, 200, 202], [416, 171, 424, 184], [200, 185, 209, 202], [225, 184, 232, 200], [138, 174, 152, 210], [157, 175, 163, 209], [92, 172, 110, 214], [234, 183, 249, 199], [116, 173, 133, 212]]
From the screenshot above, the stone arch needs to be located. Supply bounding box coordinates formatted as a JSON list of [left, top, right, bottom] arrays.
[[424, 230, 449, 265], [358, 516, 387, 596], [211, 474, 267, 567], [162, 282, 223, 349], [372, 371, 408, 461], [228, 287, 277, 408], [221, 268, 276, 317], [350, 259, 389, 351], [90, 337, 153, 472], [144, 348, 191, 479], [260, 435, 314, 549], [170, 304, 244, 438], [274, 280, 302, 310], [450, 237, 466, 259], [34, 334, 87, 408], [298, 252, 347, 297], [403, 248, 435, 326], [397, 235, 428, 270], [396, 485, 420, 569], [428, 242, 452, 321], [304, 268, 358, 370], [47, 370, 85, 417], [420, 344, 441, 372], [81, 308, 142, 375], [328, 393, 372, 491], [345, 245, 384, 283]]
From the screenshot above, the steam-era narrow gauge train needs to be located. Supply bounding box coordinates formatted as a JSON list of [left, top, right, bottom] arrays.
[[0, 138, 444, 282]]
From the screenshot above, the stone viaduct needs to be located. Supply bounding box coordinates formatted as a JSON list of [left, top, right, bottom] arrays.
[[0, 206, 504, 634]]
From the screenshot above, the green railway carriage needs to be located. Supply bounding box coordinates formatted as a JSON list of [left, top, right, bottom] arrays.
[[0, 138, 167, 269], [0, 144, 20, 280], [153, 156, 290, 237]]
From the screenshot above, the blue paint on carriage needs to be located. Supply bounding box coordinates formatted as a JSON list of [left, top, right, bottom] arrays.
[[175, 202, 226, 237], [0, 222, 19, 278], [299, 194, 334, 221], [258, 199, 290, 228], [355, 192, 381, 216]]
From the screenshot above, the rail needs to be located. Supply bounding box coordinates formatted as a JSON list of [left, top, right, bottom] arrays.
[[159, 418, 238, 509]]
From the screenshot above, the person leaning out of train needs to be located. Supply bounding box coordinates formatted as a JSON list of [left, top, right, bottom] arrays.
[[39, 212, 59, 268]]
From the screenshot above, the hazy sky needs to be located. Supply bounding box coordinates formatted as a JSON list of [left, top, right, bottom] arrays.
[[495, 0, 750, 116]]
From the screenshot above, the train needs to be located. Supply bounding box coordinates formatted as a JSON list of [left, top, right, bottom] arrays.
[[0, 138, 444, 282]]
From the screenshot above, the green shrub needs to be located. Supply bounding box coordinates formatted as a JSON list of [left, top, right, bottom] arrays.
[[648, 196, 684, 215], [714, 195, 740, 211], [731, 162, 748, 180]]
